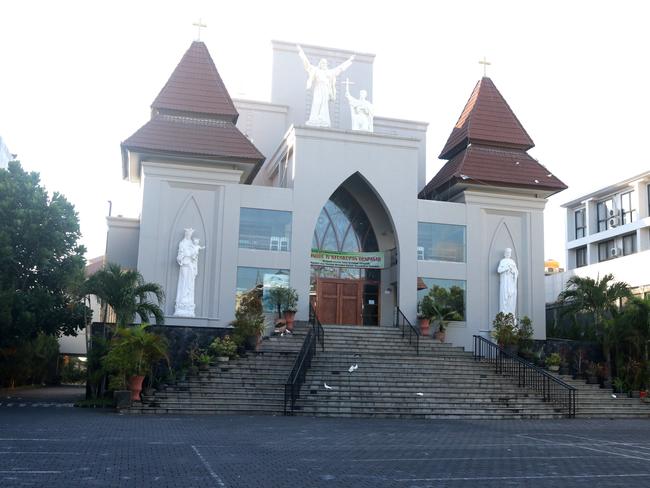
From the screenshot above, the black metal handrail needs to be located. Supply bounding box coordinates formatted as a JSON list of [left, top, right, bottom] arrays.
[[284, 304, 325, 415], [394, 306, 419, 355], [473, 335, 577, 418]]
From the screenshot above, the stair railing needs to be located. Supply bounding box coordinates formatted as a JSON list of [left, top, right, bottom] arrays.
[[473, 335, 576, 418], [284, 303, 325, 415], [394, 306, 419, 356]]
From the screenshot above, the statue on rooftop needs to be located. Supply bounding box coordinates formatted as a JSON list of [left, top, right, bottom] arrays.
[[345, 80, 374, 132], [297, 44, 355, 128]]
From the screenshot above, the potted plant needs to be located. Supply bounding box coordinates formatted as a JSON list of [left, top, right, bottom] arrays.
[[428, 285, 464, 342], [417, 295, 435, 336], [103, 323, 169, 403], [233, 286, 266, 352], [546, 352, 561, 372], [209, 336, 237, 363], [585, 361, 601, 385], [492, 312, 518, 354], [612, 377, 626, 395], [194, 350, 211, 371], [282, 287, 299, 331]]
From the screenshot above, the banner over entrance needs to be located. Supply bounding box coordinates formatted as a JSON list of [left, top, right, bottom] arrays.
[[310, 249, 386, 269]]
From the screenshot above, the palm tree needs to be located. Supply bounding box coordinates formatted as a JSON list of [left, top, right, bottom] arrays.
[[84, 263, 165, 327], [557, 273, 631, 382]]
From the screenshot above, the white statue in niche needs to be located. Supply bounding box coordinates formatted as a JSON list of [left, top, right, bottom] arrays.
[[297, 44, 355, 128], [497, 248, 518, 316], [174, 228, 205, 317], [345, 80, 374, 132]]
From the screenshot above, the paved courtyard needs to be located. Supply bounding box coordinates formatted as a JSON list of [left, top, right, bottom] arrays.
[[1, 405, 650, 487]]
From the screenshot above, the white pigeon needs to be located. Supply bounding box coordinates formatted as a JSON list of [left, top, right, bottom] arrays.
[[324, 382, 334, 390], [348, 364, 358, 373], [416, 392, 424, 396]]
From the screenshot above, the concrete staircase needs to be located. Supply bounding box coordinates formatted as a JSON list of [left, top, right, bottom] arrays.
[[128, 325, 307, 415], [128, 322, 650, 419], [294, 325, 565, 419], [555, 374, 650, 419]]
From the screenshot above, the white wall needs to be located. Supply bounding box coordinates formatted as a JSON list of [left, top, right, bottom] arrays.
[[546, 249, 650, 303]]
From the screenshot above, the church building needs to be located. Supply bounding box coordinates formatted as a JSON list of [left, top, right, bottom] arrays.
[[106, 40, 566, 351]]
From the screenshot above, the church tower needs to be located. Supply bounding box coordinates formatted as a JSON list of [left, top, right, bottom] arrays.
[[421, 76, 567, 341]]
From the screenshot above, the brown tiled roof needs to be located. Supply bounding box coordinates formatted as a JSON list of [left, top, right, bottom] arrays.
[[419, 145, 567, 198], [439, 77, 534, 160], [151, 41, 238, 121], [122, 114, 264, 163]]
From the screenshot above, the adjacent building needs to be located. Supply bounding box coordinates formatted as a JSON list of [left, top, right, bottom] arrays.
[[546, 171, 650, 302]]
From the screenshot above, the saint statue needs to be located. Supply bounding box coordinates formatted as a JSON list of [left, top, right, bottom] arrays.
[[297, 45, 355, 127], [497, 248, 518, 316], [174, 228, 205, 317], [345, 80, 374, 132]]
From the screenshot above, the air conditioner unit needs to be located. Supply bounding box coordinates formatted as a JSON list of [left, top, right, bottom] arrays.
[[608, 208, 617, 218], [608, 216, 620, 228], [610, 247, 622, 258]]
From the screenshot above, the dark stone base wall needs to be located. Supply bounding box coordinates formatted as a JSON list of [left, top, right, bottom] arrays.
[[149, 325, 230, 371]]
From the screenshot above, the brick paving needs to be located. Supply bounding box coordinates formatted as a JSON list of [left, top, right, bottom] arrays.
[[1, 407, 650, 487]]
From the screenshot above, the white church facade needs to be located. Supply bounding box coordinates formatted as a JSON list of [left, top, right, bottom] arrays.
[[106, 40, 566, 351]]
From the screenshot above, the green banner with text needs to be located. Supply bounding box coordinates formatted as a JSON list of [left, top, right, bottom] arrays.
[[310, 249, 386, 269]]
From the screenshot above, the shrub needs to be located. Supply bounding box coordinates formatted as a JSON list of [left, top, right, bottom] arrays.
[[209, 336, 237, 359], [546, 353, 561, 367]]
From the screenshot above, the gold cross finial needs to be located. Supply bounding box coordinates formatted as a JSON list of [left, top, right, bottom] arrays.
[[479, 56, 491, 77], [192, 18, 207, 41]]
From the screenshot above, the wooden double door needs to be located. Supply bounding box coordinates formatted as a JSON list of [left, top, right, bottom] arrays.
[[316, 278, 379, 325]]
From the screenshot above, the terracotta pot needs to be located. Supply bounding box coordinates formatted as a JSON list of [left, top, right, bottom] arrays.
[[284, 311, 296, 331], [128, 375, 145, 401], [433, 330, 446, 343], [418, 318, 430, 336]]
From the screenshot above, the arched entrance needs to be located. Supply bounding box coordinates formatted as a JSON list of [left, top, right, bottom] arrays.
[[310, 173, 397, 326]]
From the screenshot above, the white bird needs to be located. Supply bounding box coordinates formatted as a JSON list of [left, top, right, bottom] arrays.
[[348, 364, 358, 373], [611, 394, 617, 399], [324, 382, 334, 390], [416, 392, 424, 396]]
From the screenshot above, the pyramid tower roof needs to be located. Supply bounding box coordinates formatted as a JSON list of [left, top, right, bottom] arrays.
[[121, 41, 264, 183], [421, 77, 566, 199], [151, 41, 238, 122], [438, 77, 534, 160]]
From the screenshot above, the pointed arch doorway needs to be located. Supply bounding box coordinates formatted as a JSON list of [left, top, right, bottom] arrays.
[[310, 174, 397, 326]]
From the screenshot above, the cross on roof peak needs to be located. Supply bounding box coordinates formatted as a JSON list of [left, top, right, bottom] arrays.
[[192, 18, 207, 41], [479, 56, 491, 77]]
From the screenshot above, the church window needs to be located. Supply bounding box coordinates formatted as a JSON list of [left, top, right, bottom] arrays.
[[417, 223, 466, 262], [311, 188, 378, 253], [417, 278, 466, 321], [239, 208, 292, 251], [311, 187, 379, 282], [620, 191, 635, 224], [574, 208, 586, 239], [236, 267, 289, 312]]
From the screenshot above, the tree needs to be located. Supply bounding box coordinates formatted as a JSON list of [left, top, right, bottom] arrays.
[[557, 273, 631, 382], [83, 263, 165, 327], [0, 161, 88, 351]]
